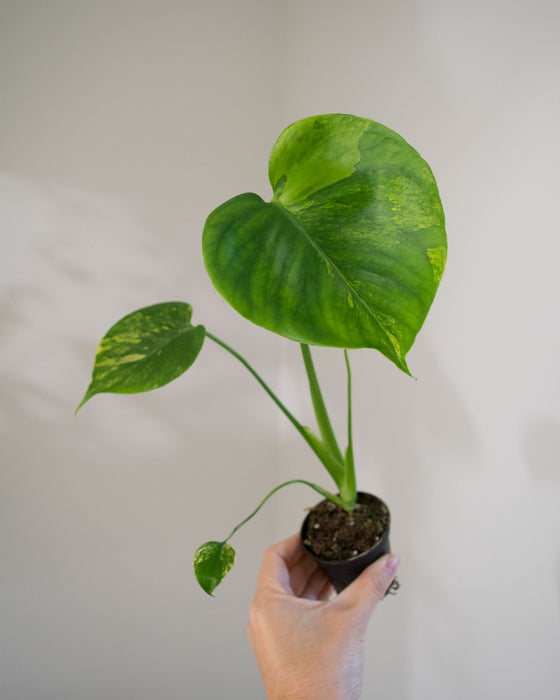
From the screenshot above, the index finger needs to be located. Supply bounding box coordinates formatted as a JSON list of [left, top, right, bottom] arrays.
[[256, 533, 307, 593], [268, 533, 307, 567]]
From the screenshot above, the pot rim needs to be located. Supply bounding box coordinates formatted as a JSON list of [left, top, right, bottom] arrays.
[[300, 491, 391, 565]]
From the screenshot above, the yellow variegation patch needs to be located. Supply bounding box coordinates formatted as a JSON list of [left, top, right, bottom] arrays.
[[77, 302, 205, 412]]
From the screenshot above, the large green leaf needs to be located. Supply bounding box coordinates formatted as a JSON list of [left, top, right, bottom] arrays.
[[76, 302, 205, 412], [194, 541, 236, 596], [202, 114, 446, 373]]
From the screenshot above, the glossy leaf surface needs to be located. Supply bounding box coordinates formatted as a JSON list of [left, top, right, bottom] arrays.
[[77, 302, 205, 411], [194, 541, 236, 596], [203, 114, 447, 373]]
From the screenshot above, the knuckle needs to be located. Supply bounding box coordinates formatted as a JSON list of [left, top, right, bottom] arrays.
[[248, 596, 267, 625], [367, 570, 392, 599]]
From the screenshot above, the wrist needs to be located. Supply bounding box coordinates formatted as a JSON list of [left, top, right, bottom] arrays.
[[267, 687, 345, 700], [264, 674, 349, 700]]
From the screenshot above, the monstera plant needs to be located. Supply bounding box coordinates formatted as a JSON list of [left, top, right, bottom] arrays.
[[77, 113, 446, 595]]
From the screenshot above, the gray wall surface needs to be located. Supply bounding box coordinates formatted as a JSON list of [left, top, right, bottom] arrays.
[[1, 1, 559, 698]]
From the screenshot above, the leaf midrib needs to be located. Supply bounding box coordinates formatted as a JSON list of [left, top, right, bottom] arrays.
[[94, 324, 203, 389], [269, 199, 402, 361], [102, 324, 195, 363]]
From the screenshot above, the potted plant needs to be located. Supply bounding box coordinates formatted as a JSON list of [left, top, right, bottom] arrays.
[[77, 113, 447, 595]]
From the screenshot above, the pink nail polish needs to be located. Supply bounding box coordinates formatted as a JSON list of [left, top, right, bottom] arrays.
[[385, 553, 400, 574]]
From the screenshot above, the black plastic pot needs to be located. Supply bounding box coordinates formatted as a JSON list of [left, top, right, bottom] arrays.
[[300, 492, 398, 594]]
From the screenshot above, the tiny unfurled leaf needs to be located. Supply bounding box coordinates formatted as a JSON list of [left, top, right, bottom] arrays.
[[203, 113, 447, 374], [194, 541, 236, 596], [77, 301, 205, 412]]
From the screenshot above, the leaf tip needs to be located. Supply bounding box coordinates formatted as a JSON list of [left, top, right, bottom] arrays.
[[75, 388, 94, 415]]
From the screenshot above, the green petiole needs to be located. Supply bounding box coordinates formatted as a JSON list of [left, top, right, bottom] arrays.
[[206, 332, 345, 487], [224, 479, 352, 545], [206, 333, 357, 514]]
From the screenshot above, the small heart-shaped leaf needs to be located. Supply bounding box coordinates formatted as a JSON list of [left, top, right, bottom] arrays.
[[194, 541, 236, 596], [77, 301, 205, 412]]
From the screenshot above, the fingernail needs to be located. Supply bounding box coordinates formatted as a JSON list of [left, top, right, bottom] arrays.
[[385, 553, 400, 575]]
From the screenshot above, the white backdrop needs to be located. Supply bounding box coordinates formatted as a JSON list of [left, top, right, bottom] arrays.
[[1, 1, 559, 699]]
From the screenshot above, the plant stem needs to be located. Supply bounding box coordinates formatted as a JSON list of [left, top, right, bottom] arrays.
[[340, 350, 357, 509], [206, 332, 344, 482], [300, 344, 344, 464], [224, 479, 351, 544]]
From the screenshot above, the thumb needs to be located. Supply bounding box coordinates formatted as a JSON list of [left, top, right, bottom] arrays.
[[333, 553, 400, 621]]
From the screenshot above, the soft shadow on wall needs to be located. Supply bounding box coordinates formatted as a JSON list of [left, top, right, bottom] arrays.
[[521, 415, 560, 604], [0, 173, 282, 699]]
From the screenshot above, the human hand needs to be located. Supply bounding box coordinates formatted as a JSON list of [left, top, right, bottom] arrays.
[[247, 533, 400, 700]]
